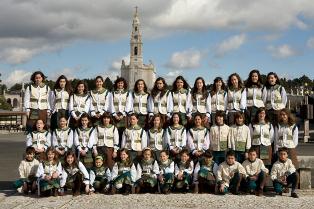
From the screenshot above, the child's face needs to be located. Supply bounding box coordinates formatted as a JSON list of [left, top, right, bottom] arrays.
[[153, 117, 161, 128], [258, 111, 266, 121], [231, 76, 238, 87], [268, 75, 277, 85], [96, 78, 103, 89], [95, 159, 103, 168], [66, 155, 75, 165], [81, 117, 89, 127], [215, 80, 222, 89], [137, 81, 145, 92], [143, 150, 152, 160], [25, 152, 35, 161], [36, 120, 44, 131], [47, 151, 55, 161], [59, 79, 66, 89], [251, 73, 259, 83], [156, 80, 164, 90], [120, 151, 128, 161], [77, 84, 85, 94], [204, 156, 213, 164], [194, 116, 202, 127], [103, 117, 110, 125], [280, 111, 288, 123], [196, 79, 203, 90], [248, 151, 257, 162], [129, 116, 138, 126], [34, 74, 43, 85], [181, 153, 189, 162], [117, 81, 124, 89], [160, 152, 168, 162], [236, 116, 244, 125], [279, 151, 288, 161], [226, 155, 235, 165], [172, 114, 180, 125], [176, 79, 184, 90], [216, 116, 224, 125], [59, 117, 67, 128]]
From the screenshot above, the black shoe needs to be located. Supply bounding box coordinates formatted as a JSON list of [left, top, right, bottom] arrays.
[[276, 192, 283, 196], [291, 192, 299, 198], [123, 185, 131, 195]]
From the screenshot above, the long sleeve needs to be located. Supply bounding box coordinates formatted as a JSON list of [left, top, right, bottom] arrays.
[[69, 95, 76, 118], [73, 129, 81, 151], [207, 94, 212, 115], [228, 128, 234, 150], [224, 92, 228, 111], [193, 162, 200, 183], [262, 87, 267, 104], [52, 131, 58, 148], [46, 86, 52, 112], [293, 126, 299, 147], [186, 91, 192, 115], [107, 92, 114, 114], [89, 170, 96, 185], [78, 162, 90, 185], [185, 161, 194, 174], [281, 87, 287, 107], [174, 164, 180, 177], [88, 128, 96, 150], [270, 124, 274, 144], [24, 86, 30, 111], [130, 164, 137, 183], [89, 98, 96, 117], [147, 95, 154, 116], [18, 161, 26, 179], [136, 163, 142, 181], [203, 130, 210, 150], [128, 93, 134, 114], [245, 126, 251, 150], [164, 161, 175, 174], [111, 163, 119, 180], [141, 130, 148, 150], [113, 126, 120, 151], [181, 129, 187, 148], [167, 92, 173, 118], [85, 97, 91, 116], [187, 130, 196, 154], [36, 163, 44, 178], [60, 169, 68, 187], [45, 132, 52, 150], [240, 89, 247, 111], [26, 133, 32, 147], [213, 163, 219, 178], [152, 161, 160, 178], [274, 126, 279, 151], [238, 163, 247, 177], [206, 95, 211, 118], [49, 90, 56, 113], [67, 130, 74, 150], [260, 160, 269, 174], [121, 131, 126, 149], [217, 164, 223, 182]]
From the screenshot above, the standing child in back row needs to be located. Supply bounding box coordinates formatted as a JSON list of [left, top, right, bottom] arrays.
[[209, 77, 227, 125]]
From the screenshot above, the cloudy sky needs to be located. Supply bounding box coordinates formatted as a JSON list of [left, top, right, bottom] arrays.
[[0, 0, 314, 88]]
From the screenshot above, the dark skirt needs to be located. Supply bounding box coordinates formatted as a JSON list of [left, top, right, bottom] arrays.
[[251, 145, 272, 166]]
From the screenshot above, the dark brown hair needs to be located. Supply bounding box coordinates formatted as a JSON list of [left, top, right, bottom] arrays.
[[114, 77, 128, 90], [30, 71, 46, 83], [252, 107, 269, 124], [73, 80, 88, 94], [192, 77, 208, 101], [245, 69, 263, 88], [227, 73, 244, 89], [134, 79, 148, 93], [54, 75, 72, 94], [210, 77, 226, 96], [278, 108, 296, 126], [151, 77, 168, 99]]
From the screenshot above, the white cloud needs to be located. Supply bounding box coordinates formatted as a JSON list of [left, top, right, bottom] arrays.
[[307, 37, 314, 49], [215, 34, 246, 57], [166, 49, 202, 69], [104, 54, 130, 80], [267, 44, 298, 58], [163, 70, 184, 84], [48, 67, 79, 81], [3, 70, 32, 87]]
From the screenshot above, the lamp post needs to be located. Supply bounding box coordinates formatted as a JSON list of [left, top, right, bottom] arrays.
[[303, 83, 310, 143]]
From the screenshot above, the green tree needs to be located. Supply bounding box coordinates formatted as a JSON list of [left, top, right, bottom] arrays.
[[0, 95, 12, 110]]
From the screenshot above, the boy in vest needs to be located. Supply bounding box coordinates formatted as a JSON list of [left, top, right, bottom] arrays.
[[242, 147, 268, 196], [216, 150, 247, 195], [271, 147, 299, 198], [193, 150, 218, 194], [121, 113, 147, 165], [15, 147, 40, 194], [209, 111, 230, 164], [90, 156, 111, 194]]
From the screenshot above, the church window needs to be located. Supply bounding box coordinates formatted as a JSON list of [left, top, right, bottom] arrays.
[[134, 46, 138, 55], [135, 26, 138, 31]]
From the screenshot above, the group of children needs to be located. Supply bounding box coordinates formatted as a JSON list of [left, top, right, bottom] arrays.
[[16, 69, 300, 198]]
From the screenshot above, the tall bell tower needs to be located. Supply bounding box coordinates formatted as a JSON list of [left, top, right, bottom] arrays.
[[129, 6, 143, 68]]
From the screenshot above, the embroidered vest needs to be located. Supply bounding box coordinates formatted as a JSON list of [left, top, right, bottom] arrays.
[[246, 87, 264, 108], [76, 127, 94, 148], [117, 161, 132, 175], [230, 125, 249, 152], [153, 91, 169, 114], [72, 94, 89, 113], [210, 125, 229, 151], [265, 85, 285, 110], [54, 128, 71, 148], [29, 84, 49, 109], [90, 89, 108, 113], [227, 88, 242, 111], [211, 91, 226, 112], [43, 161, 59, 176], [199, 159, 215, 173], [31, 131, 49, 149], [172, 89, 188, 113], [167, 126, 185, 148], [277, 124, 297, 148], [251, 123, 272, 146], [96, 125, 115, 147], [124, 126, 143, 151], [192, 93, 207, 113], [140, 159, 155, 175], [148, 129, 164, 151], [133, 92, 149, 114], [54, 89, 69, 110], [113, 90, 128, 113], [189, 127, 208, 151], [65, 165, 80, 176]]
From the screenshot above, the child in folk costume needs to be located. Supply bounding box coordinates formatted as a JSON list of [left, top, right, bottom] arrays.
[[226, 73, 246, 126], [14, 147, 39, 194], [242, 148, 269, 196], [187, 114, 210, 161], [121, 113, 147, 165], [193, 150, 218, 194], [147, 114, 166, 160], [209, 111, 230, 164], [228, 112, 251, 163], [73, 113, 96, 170], [171, 76, 192, 127], [263, 72, 287, 125], [69, 80, 91, 129], [249, 107, 274, 168], [271, 147, 299, 198], [244, 69, 265, 124], [60, 151, 91, 196], [209, 77, 227, 125], [216, 150, 246, 195], [26, 119, 51, 161], [129, 79, 150, 129], [148, 77, 173, 128], [90, 156, 111, 194], [111, 149, 137, 195], [135, 148, 160, 193], [165, 113, 187, 162], [36, 148, 62, 197], [52, 116, 73, 164], [90, 76, 113, 126], [94, 112, 119, 170], [112, 77, 132, 142], [189, 77, 211, 128], [158, 150, 175, 194], [174, 149, 194, 192], [24, 71, 51, 132], [274, 109, 299, 168], [50, 75, 72, 131]]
